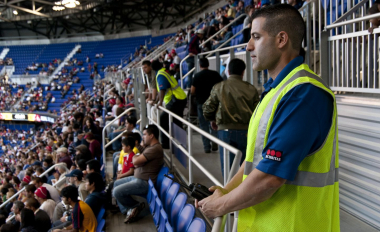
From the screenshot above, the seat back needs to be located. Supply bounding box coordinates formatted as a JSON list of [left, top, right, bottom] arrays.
[[164, 182, 180, 215], [147, 178, 155, 203], [160, 174, 173, 203], [96, 207, 105, 222], [154, 197, 163, 226], [170, 192, 187, 226], [158, 209, 168, 232], [150, 188, 158, 214], [156, 166, 169, 192], [96, 219, 105, 232], [165, 221, 174, 232], [186, 218, 206, 232], [176, 204, 195, 232]]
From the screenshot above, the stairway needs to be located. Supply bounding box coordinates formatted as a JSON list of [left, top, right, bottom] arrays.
[[0, 48, 10, 60], [48, 44, 82, 82]]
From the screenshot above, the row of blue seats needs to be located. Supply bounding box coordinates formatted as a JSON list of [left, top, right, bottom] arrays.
[[148, 167, 207, 232]]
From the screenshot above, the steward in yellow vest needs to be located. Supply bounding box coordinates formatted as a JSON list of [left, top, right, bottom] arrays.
[[196, 5, 340, 232], [151, 60, 187, 148]]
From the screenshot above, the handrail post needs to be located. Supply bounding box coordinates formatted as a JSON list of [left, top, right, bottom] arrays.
[[102, 107, 138, 174], [216, 51, 220, 74], [187, 124, 193, 185], [169, 114, 173, 170], [306, 3, 311, 67]]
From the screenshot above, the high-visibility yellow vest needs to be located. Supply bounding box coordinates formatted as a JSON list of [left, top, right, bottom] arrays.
[[156, 68, 186, 104], [237, 64, 340, 232]]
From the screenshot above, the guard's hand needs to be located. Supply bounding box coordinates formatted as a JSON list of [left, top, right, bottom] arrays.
[[195, 186, 229, 208], [198, 188, 225, 218], [210, 121, 218, 130]]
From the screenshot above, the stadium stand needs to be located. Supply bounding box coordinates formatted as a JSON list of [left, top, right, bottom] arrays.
[[0, 0, 379, 231]]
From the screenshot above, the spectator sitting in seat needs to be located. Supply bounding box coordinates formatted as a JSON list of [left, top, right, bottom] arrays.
[[112, 125, 163, 223], [34, 186, 56, 221], [85, 159, 101, 174], [24, 198, 51, 232], [52, 186, 97, 232]]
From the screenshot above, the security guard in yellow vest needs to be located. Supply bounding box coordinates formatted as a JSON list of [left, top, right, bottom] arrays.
[[151, 60, 187, 148], [196, 5, 340, 232]]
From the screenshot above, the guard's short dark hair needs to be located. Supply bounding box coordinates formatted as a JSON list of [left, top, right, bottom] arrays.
[[251, 4, 305, 51], [143, 125, 159, 140], [151, 60, 163, 72], [142, 60, 151, 66], [122, 137, 135, 150], [126, 116, 137, 127], [86, 172, 105, 192], [86, 159, 101, 173], [61, 185, 79, 202], [228, 58, 246, 75], [199, 58, 209, 68]]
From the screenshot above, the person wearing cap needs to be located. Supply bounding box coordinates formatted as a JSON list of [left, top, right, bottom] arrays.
[[186, 28, 204, 88], [55, 147, 72, 170], [35, 186, 56, 221], [66, 169, 88, 202], [33, 177, 61, 203]]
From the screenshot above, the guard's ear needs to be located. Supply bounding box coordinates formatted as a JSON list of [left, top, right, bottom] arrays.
[[276, 31, 289, 49]]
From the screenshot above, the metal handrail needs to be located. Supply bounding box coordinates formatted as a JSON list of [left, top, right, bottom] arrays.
[[26, 143, 39, 153], [298, 0, 315, 12], [206, 28, 246, 58], [180, 43, 248, 88], [0, 163, 69, 209], [102, 107, 138, 173], [199, 14, 247, 47], [326, 12, 380, 29], [179, 55, 191, 89], [5, 175, 67, 223]]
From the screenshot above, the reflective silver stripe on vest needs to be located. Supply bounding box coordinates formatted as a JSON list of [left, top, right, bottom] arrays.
[[244, 69, 338, 187]]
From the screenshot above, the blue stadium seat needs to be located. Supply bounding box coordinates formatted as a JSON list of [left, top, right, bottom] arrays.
[[97, 207, 105, 222], [150, 188, 158, 214], [176, 204, 195, 232], [147, 179, 155, 203], [170, 192, 187, 225], [160, 174, 173, 204], [158, 209, 168, 232], [154, 197, 163, 226], [164, 183, 180, 215], [186, 218, 206, 232], [96, 219, 105, 232], [166, 222, 174, 232], [156, 166, 169, 192]]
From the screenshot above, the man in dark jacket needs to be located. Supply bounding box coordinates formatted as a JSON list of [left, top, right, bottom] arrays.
[[203, 58, 259, 177]]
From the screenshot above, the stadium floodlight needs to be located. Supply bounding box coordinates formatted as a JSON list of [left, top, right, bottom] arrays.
[[13, 10, 18, 15], [53, 5, 65, 11], [61, 0, 80, 8]]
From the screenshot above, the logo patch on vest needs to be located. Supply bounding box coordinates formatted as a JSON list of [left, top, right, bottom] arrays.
[[265, 149, 282, 162]]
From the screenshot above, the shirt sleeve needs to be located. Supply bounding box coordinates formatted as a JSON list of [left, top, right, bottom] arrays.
[[157, 74, 171, 91], [71, 202, 84, 229], [255, 84, 334, 181]]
